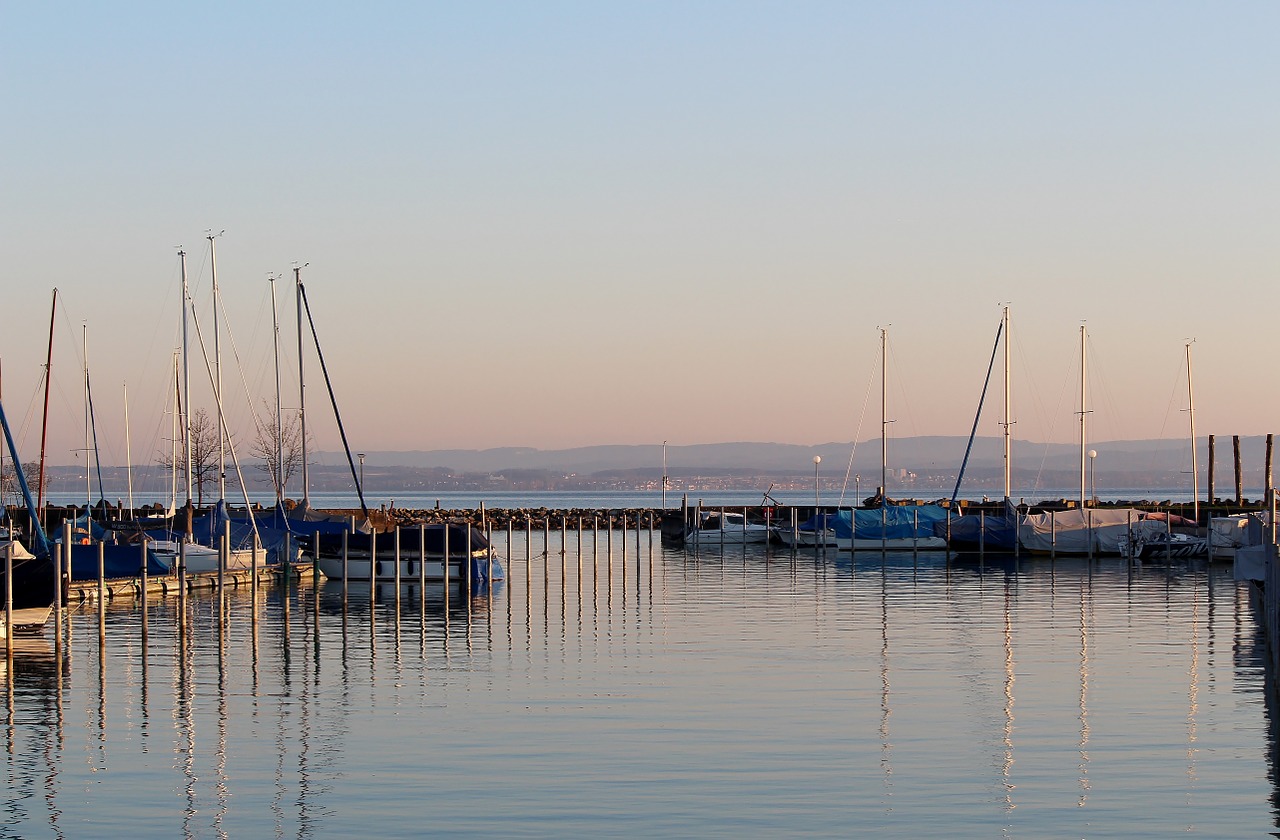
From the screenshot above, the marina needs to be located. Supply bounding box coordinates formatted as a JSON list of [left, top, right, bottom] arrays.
[[3, 522, 1280, 837]]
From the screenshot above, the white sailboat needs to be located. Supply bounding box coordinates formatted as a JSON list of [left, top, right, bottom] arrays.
[[150, 241, 265, 574]]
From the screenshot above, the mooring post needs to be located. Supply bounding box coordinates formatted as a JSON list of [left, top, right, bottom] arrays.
[[5, 542, 12, 656], [418, 522, 426, 601], [979, 509, 985, 558], [97, 538, 105, 609], [341, 528, 349, 604], [393, 525, 401, 595], [139, 538, 148, 617], [369, 529, 377, 611]]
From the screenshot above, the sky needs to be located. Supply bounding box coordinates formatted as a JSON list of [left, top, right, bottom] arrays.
[[2, 2, 1277, 467]]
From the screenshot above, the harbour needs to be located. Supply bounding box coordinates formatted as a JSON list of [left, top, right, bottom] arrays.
[[3, 523, 1280, 837]]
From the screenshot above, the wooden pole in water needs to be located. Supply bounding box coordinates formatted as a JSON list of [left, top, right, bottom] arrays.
[[341, 528, 349, 603], [444, 522, 451, 590], [1233, 435, 1243, 505], [418, 522, 426, 600], [5, 542, 12, 655], [369, 529, 377, 609], [97, 539, 105, 646], [393, 525, 401, 591], [1266, 434, 1274, 512], [139, 538, 148, 611], [1207, 434, 1216, 506]]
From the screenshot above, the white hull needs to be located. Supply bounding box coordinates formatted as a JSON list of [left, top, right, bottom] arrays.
[[1, 606, 53, 638], [686, 527, 772, 545], [150, 541, 268, 574], [836, 536, 949, 551], [776, 530, 838, 548]]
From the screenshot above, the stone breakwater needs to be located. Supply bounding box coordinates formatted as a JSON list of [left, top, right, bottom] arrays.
[[330, 507, 671, 531]]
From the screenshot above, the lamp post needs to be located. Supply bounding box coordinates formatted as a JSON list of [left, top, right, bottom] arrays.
[[1088, 449, 1097, 506], [813, 455, 822, 510], [855, 474, 861, 508], [358, 453, 366, 490]]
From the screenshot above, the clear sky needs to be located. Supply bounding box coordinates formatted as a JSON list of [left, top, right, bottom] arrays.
[[2, 2, 1276, 467]]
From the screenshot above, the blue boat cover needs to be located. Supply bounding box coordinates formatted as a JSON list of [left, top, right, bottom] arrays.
[[67, 542, 169, 580], [832, 505, 950, 540]]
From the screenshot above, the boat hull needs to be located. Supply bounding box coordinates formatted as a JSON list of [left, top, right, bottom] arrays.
[[315, 553, 495, 582]]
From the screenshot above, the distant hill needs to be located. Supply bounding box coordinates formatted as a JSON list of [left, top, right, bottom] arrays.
[[311, 436, 1276, 482]]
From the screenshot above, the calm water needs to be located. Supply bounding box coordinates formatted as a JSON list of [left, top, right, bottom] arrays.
[[2, 534, 1276, 838]]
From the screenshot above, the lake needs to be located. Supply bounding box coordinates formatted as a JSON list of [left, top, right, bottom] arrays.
[[3, 532, 1276, 838]]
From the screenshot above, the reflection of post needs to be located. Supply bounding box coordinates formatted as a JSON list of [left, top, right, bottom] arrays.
[[1186, 582, 1201, 787], [879, 570, 893, 805], [1001, 581, 1016, 813], [1078, 586, 1091, 807]]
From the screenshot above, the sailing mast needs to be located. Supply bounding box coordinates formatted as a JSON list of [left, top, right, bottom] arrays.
[[880, 326, 888, 504], [209, 231, 225, 503], [180, 249, 193, 537], [36, 289, 57, 518], [83, 324, 91, 516], [1186, 340, 1198, 522], [1002, 305, 1012, 502], [123, 383, 134, 514], [295, 264, 308, 509], [1079, 324, 1088, 511], [268, 275, 285, 505]]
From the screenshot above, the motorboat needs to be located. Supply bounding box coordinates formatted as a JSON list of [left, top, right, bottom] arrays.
[[685, 511, 772, 545], [308, 523, 501, 583]]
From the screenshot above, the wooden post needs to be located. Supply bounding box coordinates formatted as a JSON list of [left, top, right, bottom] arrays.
[[1234, 435, 1243, 505], [1266, 434, 1275, 511], [369, 529, 377, 609], [5, 542, 12, 655], [1207, 434, 1216, 506]]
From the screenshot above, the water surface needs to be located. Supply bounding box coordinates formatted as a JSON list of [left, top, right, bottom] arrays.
[[2, 534, 1275, 838]]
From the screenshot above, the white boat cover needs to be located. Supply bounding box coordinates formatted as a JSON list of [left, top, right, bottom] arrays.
[[1018, 508, 1166, 554], [1211, 514, 1265, 550]]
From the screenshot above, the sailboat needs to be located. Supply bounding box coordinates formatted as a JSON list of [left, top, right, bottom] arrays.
[[947, 306, 1020, 552], [1017, 326, 1170, 555], [0, 396, 55, 636], [147, 241, 266, 574], [834, 328, 949, 551]]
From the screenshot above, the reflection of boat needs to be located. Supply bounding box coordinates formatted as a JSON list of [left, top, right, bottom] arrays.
[[309, 524, 501, 583], [686, 511, 773, 545]]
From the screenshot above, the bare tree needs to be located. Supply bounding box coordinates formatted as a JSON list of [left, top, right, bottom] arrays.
[[157, 408, 221, 507], [249, 401, 310, 499]]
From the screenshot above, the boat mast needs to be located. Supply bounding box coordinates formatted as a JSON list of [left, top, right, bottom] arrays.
[[36, 288, 57, 517], [1079, 323, 1087, 510], [880, 326, 888, 503], [1002, 305, 1011, 502], [83, 323, 91, 516], [180, 249, 193, 532], [295, 264, 309, 509], [209, 231, 225, 502], [1186, 340, 1198, 522], [170, 350, 179, 516], [124, 382, 133, 514], [269, 275, 284, 505]]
